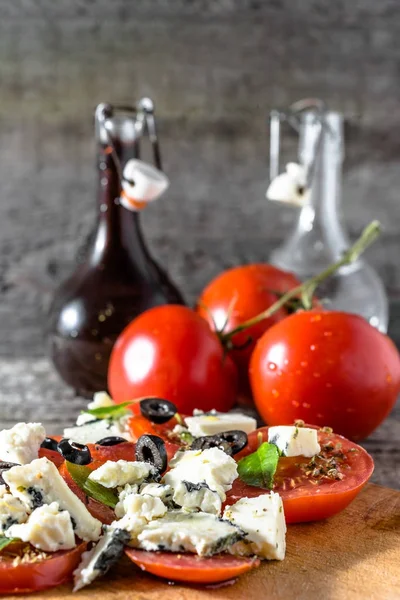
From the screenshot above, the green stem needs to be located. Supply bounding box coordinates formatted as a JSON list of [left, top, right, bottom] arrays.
[[222, 220, 381, 344]]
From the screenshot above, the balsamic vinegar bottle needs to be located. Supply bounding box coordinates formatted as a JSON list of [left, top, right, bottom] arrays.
[[48, 103, 184, 396]]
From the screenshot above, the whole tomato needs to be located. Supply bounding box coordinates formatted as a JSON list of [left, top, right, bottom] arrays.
[[108, 305, 237, 414], [196, 264, 301, 394], [250, 310, 400, 440]]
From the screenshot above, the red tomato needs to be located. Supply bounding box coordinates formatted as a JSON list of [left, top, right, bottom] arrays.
[[125, 548, 260, 584], [196, 265, 301, 397], [229, 426, 374, 523], [249, 310, 400, 440], [0, 540, 87, 594], [108, 305, 238, 414]]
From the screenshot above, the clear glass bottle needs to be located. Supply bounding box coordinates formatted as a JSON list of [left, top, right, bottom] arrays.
[[269, 109, 388, 332], [48, 102, 184, 396]]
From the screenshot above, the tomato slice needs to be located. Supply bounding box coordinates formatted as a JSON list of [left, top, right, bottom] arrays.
[[229, 425, 374, 523], [58, 462, 115, 525], [127, 415, 180, 441], [125, 548, 260, 584], [0, 541, 87, 594]]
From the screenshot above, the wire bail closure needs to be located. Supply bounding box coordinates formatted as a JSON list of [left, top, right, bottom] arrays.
[[269, 98, 334, 191], [95, 98, 169, 211]]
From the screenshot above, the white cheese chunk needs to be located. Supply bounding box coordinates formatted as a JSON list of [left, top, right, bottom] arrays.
[[88, 391, 115, 411], [115, 493, 167, 520], [136, 511, 245, 556], [6, 502, 76, 552], [0, 422, 45, 465], [0, 485, 8, 498], [172, 481, 221, 515], [75, 392, 115, 426], [117, 483, 139, 503], [268, 426, 321, 457], [0, 493, 29, 533], [224, 493, 286, 560], [3, 458, 102, 542], [163, 448, 238, 501], [185, 412, 257, 438], [88, 460, 158, 489], [73, 527, 130, 591], [139, 482, 174, 506], [64, 419, 130, 445]]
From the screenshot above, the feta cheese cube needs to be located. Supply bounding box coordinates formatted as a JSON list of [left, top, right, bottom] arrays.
[[73, 527, 130, 591], [64, 419, 130, 445], [172, 481, 221, 515], [268, 426, 321, 457], [0, 423, 45, 465], [115, 493, 167, 520], [163, 448, 238, 501], [224, 493, 286, 560], [185, 412, 257, 438], [88, 460, 158, 489], [6, 502, 76, 552], [136, 511, 245, 556], [0, 493, 29, 533], [3, 458, 102, 541], [139, 482, 174, 507]]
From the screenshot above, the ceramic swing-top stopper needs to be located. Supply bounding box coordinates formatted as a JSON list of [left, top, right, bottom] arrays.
[[120, 159, 170, 211], [266, 162, 309, 207]]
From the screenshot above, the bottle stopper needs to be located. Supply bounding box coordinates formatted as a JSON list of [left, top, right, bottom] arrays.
[[120, 159, 170, 211]]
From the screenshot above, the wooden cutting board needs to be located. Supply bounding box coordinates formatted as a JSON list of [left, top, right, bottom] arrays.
[[6, 483, 400, 600]]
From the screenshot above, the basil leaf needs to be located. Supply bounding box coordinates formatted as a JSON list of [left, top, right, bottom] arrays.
[[237, 442, 279, 490], [0, 537, 18, 551], [83, 478, 118, 509], [83, 401, 132, 420], [66, 462, 118, 509]]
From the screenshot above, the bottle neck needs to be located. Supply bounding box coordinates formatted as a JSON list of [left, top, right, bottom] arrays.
[[89, 141, 151, 269], [298, 112, 349, 260]]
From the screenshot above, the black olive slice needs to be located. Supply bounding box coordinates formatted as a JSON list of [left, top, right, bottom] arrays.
[[219, 430, 248, 455], [0, 461, 19, 485], [140, 398, 177, 424], [57, 439, 92, 465], [135, 434, 167, 473], [190, 430, 248, 456], [190, 435, 233, 455], [40, 437, 59, 452], [95, 436, 127, 447]]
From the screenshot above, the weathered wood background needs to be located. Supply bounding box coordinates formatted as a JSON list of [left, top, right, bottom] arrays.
[[0, 1, 399, 487]]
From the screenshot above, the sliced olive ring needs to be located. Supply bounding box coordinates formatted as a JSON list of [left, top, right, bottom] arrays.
[[0, 461, 19, 485], [135, 434, 167, 474], [40, 437, 59, 452], [140, 398, 177, 424], [95, 436, 127, 447], [190, 430, 248, 456], [57, 439, 92, 465]]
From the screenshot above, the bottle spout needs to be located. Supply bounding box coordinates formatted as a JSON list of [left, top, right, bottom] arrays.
[[120, 159, 170, 212]]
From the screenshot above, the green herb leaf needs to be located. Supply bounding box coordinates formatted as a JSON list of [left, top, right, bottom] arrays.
[[83, 401, 132, 421], [0, 537, 17, 551], [83, 478, 118, 508], [66, 462, 118, 509], [237, 442, 280, 490]]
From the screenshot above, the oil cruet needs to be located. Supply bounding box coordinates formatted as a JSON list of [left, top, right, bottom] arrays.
[[48, 99, 184, 396], [267, 99, 388, 333]]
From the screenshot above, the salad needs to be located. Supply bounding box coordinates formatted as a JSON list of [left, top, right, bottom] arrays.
[[0, 393, 374, 594]]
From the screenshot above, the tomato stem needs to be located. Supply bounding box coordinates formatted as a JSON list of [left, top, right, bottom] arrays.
[[221, 220, 381, 343]]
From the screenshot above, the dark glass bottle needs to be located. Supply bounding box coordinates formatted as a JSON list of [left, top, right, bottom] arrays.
[[48, 103, 184, 396]]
